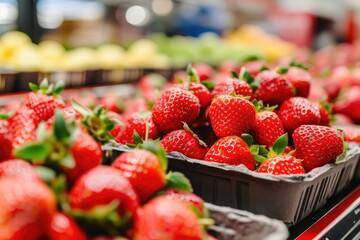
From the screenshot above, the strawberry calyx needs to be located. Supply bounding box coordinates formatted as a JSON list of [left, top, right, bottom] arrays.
[[72, 100, 120, 144], [268, 133, 289, 158], [289, 60, 309, 70], [67, 200, 132, 236], [183, 122, 207, 148], [29, 78, 64, 96], [186, 64, 201, 84], [334, 128, 349, 165], [276, 67, 289, 74], [165, 171, 193, 193], [252, 100, 277, 112], [240, 133, 269, 163], [15, 110, 78, 170], [0, 110, 14, 119]]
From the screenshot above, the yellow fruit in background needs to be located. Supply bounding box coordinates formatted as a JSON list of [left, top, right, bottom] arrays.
[[128, 39, 158, 59], [63, 47, 97, 71], [0, 31, 33, 64], [6, 43, 43, 71], [96, 43, 126, 69], [38, 41, 67, 72]]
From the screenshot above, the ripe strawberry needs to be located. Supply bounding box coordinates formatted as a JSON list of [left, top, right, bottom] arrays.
[[209, 94, 256, 138], [152, 87, 201, 133], [160, 126, 208, 160], [115, 111, 160, 144], [133, 196, 206, 240], [47, 213, 87, 240], [204, 136, 255, 170], [0, 120, 12, 161], [278, 97, 321, 133], [177, 82, 213, 109], [165, 189, 205, 216], [112, 149, 166, 203], [333, 125, 360, 143], [286, 67, 311, 98], [333, 113, 354, 125], [308, 81, 329, 101], [69, 166, 139, 226], [242, 60, 268, 76], [0, 177, 56, 240], [99, 95, 125, 114], [254, 70, 294, 106], [293, 125, 345, 172], [122, 98, 149, 121], [258, 155, 305, 175], [8, 106, 38, 149], [212, 77, 254, 99], [252, 110, 284, 148], [333, 86, 360, 123], [313, 102, 331, 126], [0, 159, 39, 180], [138, 74, 167, 103], [109, 112, 125, 138], [193, 63, 213, 81]]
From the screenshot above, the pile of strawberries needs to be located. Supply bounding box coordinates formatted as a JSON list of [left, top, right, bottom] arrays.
[[109, 62, 353, 175], [0, 80, 218, 240]]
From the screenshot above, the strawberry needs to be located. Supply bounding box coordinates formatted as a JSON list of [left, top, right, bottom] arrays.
[[112, 149, 166, 203], [0, 177, 56, 240], [333, 86, 360, 123], [23, 79, 66, 122], [109, 112, 125, 138], [0, 159, 39, 180], [278, 97, 321, 133], [152, 87, 201, 133], [333, 113, 354, 125], [8, 106, 38, 149], [177, 82, 213, 110], [115, 111, 160, 144], [99, 95, 125, 114], [138, 74, 167, 103], [242, 60, 268, 76], [252, 110, 284, 148], [160, 124, 208, 160], [47, 213, 88, 240], [254, 70, 294, 106], [69, 166, 139, 234], [333, 125, 360, 143], [122, 98, 149, 121], [212, 77, 254, 99], [165, 189, 205, 216], [133, 196, 206, 240], [204, 136, 255, 170], [308, 81, 329, 102], [313, 102, 331, 126], [193, 63, 213, 81], [286, 67, 311, 98], [0, 120, 12, 161], [209, 94, 256, 138], [258, 155, 305, 175], [292, 125, 345, 172]]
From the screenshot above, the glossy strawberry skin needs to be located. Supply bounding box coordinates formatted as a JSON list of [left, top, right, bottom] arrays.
[[8, 106, 38, 149], [177, 82, 213, 109], [112, 150, 166, 203], [258, 155, 305, 175], [165, 189, 205, 215], [209, 95, 256, 138], [23, 92, 66, 122], [255, 70, 294, 106], [0, 177, 56, 240], [333, 86, 360, 123], [286, 67, 311, 98], [0, 120, 12, 161], [293, 125, 344, 172], [0, 159, 39, 180], [47, 213, 88, 240], [313, 102, 331, 126], [212, 77, 253, 99], [160, 129, 208, 160], [152, 87, 201, 133], [278, 97, 321, 133], [63, 131, 103, 183], [133, 196, 205, 240], [204, 136, 255, 170], [252, 111, 284, 148], [69, 166, 139, 217], [115, 113, 160, 144]]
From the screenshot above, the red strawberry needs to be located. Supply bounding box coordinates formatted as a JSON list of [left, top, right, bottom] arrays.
[[333, 86, 360, 123], [254, 70, 294, 106], [64, 131, 103, 183], [165, 189, 205, 215], [204, 136, 255, 170], [286, 67, 311, 98], [177, 82, 213, 109], [313, 102, 331, 126], [47, 213, 87, 240], [258, 155, 305, 175], [212, 77, 253, 99], [112, 149, 166, 203], [333, 125, 360, 143], [0, 177, 56, 240], [0, 159, 39, 180], [0, 120, 12, 161], [333, 113, 354, 125], [8, 106, 38, 149], [160, 127, 208, 160], [242, 60, 268, 76], [99, 95, 125, 114], [293, 125, 345, 172], [133, 196, 206, 240], [152, 87, 201, 133], [115, 111, 160, 144], [69, 166, 139, 223], [308, 81, 329, 101], [138, 74, 167, 103], [209, 95, 256, 138], [109, 112, 125, 138], [252, 110, 284, 148], [122, 98, 149, 121], [193, 63, 213, 81], [278, 97, 321, 133], [218, 60, 241, 75]]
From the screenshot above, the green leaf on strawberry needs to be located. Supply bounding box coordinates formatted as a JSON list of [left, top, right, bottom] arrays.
[[0, 110, 14, 119], [241, 133, 254, 147], [239, 67, 254, 84], [269, 133, 288, 157], [15, 143, 50, 163], [29, 78, 65, 96], [165, 171, 193, 192], [201, 80, 216, 91]]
